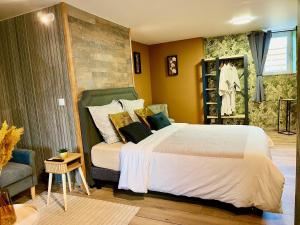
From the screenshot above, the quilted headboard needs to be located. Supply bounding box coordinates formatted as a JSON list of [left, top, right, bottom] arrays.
[[78, 87, 138, 185]]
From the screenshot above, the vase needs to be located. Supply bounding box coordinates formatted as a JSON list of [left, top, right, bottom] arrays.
[[0, 188, 16, 225], [59, 152, 68, 159]]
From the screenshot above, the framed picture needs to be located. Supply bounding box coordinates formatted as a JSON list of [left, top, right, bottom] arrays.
[[167, 55, 178, 76], [133, 52, 141, 74]]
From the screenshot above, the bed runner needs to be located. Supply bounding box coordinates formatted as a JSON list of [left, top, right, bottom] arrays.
[[154, 124, 249, 158]]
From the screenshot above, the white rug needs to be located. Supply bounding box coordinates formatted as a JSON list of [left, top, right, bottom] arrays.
[[24, 192, 139, 225]]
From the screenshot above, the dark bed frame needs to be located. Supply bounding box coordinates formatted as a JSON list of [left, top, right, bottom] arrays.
[[78, 87, 138, 186]]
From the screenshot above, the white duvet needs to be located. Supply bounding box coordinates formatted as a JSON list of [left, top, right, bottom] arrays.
[[118, 123, 284, 212]]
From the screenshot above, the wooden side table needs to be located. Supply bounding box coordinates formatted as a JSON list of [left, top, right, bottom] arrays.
[[44, 153, 90, 211]]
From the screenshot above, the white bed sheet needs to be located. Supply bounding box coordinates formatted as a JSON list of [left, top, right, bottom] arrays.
[[91, 142, 123, 171], [118, 123, 284, 212]]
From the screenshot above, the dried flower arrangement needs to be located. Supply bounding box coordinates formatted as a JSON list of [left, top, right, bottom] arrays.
[[0, 121, 23, 225], [0, 121, 24, 174]]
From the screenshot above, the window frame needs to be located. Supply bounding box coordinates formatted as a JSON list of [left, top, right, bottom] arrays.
[[263, 30, 296, 76]]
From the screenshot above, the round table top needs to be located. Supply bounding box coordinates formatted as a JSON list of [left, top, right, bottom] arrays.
[[14, 204, 38, 225], [280, 98, 296, 101]]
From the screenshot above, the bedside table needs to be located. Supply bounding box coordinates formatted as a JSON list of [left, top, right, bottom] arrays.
[[44, 153, 90, 211]]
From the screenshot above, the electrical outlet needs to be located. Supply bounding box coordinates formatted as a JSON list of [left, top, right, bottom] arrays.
[[58, 98, 65, 106]]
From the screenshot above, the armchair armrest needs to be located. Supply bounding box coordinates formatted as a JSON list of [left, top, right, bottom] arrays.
[[11, 149, 37, 185]]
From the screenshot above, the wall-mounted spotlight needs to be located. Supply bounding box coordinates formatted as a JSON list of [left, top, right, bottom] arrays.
[[37, 12, 55, 25]]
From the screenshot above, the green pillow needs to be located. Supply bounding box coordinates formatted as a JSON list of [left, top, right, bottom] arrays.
[[119, 122, 153, 144], [146, 112, 171, 130]]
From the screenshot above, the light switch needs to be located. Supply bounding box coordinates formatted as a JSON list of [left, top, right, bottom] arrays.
[[58, 98, 65, 106]]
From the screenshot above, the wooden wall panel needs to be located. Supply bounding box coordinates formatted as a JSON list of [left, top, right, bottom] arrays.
[[0, 5, 77, 174]]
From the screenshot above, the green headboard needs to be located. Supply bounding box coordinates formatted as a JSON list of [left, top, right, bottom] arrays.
[[78, 87, 138, 185]]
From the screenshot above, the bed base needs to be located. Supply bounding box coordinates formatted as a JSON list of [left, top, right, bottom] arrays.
[[91, 166, 120, 183], [91, 169, 263, 216]]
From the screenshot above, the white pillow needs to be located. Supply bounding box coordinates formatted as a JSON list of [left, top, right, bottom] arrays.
[[119, 99, 144, 122], [88, 101, 123, 144]]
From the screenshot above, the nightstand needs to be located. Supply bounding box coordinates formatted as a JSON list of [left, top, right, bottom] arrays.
[[44, 153, 90, 211]]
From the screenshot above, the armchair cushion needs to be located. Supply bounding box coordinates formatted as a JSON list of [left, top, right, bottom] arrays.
[[0, 162, 32, 187], [10, 148, 37, 187], [11, 149, 34, 166]]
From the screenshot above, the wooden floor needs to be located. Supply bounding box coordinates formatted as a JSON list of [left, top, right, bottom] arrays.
[[14, 131, 296, 225]]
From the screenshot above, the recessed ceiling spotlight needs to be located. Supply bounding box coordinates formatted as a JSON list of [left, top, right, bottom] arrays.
[[229, 15, 256, 25], [37, 12, 55, 25]]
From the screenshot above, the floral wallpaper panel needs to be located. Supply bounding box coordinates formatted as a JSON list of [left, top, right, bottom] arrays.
[[204, 34, 297, 130]]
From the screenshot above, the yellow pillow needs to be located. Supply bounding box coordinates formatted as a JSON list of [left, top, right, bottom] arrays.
[[134, 107, 154, 128], [109, 112, 133, 143]]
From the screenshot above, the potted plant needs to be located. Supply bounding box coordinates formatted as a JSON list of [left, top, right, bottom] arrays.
[[0, 121, 24, 225], [58, 148, 68, 159]]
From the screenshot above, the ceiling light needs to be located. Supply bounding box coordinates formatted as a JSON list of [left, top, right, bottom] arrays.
[[229, 15, 256, 25], [37, 12, 55, 25]]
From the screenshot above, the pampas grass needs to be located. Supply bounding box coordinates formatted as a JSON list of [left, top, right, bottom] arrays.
[[0, 121, 23, 174]]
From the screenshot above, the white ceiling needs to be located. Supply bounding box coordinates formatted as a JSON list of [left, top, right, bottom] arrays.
[[0, 0, 297, 45]]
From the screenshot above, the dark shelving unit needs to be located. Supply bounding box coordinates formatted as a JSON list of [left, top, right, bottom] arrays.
[[201, 55, 249, 125]]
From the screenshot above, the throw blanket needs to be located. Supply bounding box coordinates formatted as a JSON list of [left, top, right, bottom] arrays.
[[118, 123, 284, 213], [154, 124, 248, 158]]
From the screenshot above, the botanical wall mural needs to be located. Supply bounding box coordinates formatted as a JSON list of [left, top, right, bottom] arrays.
[[205, 34, 297, 130]]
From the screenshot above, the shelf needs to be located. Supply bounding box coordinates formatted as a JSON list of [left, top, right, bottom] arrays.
[[221, 114, 245, 119], [67, 162, 81, 172], [202, 56, 249, 125], [207, 116, 218, 119], [204, 58, 216, 62], [204, 55, 244, 61]]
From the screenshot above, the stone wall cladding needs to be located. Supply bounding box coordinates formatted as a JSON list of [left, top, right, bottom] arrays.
[[69, 16, 133, 95]]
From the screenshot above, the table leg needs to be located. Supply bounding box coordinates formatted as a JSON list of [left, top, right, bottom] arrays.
[[62, 173, 67, 211], [47, 173, 53, 206], [285, 101, 288, 132], [67, 172, 72, 192], [30, 186, 36, 199], [78, 167, 90, 195], [277, 99, 281, 132], [287, 101, 291, 133]]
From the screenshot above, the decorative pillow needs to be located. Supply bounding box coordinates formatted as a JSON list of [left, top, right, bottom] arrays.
[[109, 112, 133, 143], [118, 99, 144, 122], [146, 112, 171, 130], [88, 101, 123, 144], [119, 122, 153, 144], [134, 107, 154, 128]]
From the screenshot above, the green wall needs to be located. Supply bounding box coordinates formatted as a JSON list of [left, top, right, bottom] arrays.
[[205, 33, 297, 130]]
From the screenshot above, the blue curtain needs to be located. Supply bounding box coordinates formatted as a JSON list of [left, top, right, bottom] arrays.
[[247, 31, 272, 102]]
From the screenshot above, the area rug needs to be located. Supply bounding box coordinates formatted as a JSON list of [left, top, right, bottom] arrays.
[[24, 192, 139, 225]]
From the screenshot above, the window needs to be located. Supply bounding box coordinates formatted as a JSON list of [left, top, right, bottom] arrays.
[[263, 31, 297, 75]]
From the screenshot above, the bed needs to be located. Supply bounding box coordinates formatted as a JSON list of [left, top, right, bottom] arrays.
[[78, 87, 284, 213]]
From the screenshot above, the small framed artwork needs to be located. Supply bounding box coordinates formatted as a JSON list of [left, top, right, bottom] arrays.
[[167, 55, 178, 76], [133, 52, 141, 74]]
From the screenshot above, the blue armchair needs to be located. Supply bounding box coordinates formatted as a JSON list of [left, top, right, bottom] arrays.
[[0, 149, 37, 199]]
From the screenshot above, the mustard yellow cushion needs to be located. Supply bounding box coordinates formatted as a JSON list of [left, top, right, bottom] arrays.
[[109, 112, 133, 143], [134, 107, 154, 128]]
